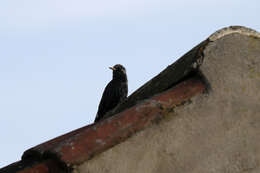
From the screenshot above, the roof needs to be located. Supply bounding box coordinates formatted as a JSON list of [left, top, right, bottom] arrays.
[[1, 26, 260, 173]]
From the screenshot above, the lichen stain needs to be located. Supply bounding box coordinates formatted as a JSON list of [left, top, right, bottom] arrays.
[[96, 139, 106, 146], [249, 37, 260, 52], [248, 66, 260, 79], [135, 100, 167, 112]]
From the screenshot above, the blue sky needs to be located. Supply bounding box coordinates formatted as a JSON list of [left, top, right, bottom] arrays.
[[0, 0, 259, 168]]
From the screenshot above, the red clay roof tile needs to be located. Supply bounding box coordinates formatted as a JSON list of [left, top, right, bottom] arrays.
[[22, 77, 205, 167], [16, 160, 55, 173]]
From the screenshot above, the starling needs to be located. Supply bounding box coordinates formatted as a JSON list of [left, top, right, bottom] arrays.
[[94, 64, 128, 122]]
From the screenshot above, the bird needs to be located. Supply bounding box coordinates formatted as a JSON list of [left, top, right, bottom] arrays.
[[94, 64, 128, 123]]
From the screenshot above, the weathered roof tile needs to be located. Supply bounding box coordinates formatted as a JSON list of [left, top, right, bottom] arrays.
[[23, 77, 205, 167]]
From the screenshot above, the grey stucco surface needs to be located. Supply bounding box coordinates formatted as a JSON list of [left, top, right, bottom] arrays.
[[74, 27, 260, 173]]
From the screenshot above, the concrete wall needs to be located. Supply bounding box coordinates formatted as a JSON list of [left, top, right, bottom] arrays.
[[73, 27, 260, 173]]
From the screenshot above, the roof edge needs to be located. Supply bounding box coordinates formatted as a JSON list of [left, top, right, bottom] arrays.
[[209, 26, 260, 41], [0, 159, 68, 173], [21, 75, 206, 168]]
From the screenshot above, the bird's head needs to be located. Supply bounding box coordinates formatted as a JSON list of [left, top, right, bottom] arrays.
[[109, 64, 127, 81]]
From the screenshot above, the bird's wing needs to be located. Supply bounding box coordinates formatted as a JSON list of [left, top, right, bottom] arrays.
[[95, 81, 128, 122], [95, 81, 117, 121], [119, 82, 128, 101]]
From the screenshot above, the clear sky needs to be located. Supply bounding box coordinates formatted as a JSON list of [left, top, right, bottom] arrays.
[[0, 0, 259, 168]]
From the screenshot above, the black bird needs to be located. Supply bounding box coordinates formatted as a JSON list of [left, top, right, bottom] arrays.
[[95, 64, 128, 122]]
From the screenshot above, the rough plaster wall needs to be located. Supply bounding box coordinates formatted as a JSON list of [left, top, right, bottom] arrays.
[[74, 33, 260, 173]]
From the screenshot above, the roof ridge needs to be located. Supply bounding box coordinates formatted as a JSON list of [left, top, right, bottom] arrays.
[[209, 25, 260, 41]]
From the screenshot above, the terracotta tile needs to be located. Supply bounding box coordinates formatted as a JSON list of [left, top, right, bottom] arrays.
[[16, 160, 62, 173], [23, 77, 205, 167]]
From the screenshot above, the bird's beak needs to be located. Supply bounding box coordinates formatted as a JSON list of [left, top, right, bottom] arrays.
[[109, 67, 115, 70]]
